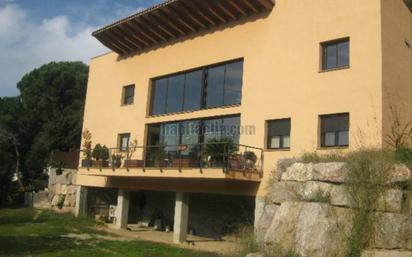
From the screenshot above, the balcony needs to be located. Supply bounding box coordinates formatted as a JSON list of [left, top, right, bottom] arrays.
[[78, 142, 263, 182]]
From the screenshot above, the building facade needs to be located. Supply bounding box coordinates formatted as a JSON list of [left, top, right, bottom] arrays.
[[76, 0, 412, 242]]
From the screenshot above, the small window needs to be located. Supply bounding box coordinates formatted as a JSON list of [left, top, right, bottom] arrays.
[[122, 85, 135, 105], [118, 133, 130, 151], [321, 38, 349, 70], [267, 119, 291, 149], [320, 113, 349, 147]]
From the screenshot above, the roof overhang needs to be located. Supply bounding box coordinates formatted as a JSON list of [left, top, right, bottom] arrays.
[[92, 0, 275, 56]]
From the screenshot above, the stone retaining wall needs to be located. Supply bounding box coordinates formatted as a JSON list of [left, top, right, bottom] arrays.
[[254, 160, 412, 257], [47, 168, 78, 213]]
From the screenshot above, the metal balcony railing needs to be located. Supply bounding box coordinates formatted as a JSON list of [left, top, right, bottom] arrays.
[[80, 142, 263, 174]]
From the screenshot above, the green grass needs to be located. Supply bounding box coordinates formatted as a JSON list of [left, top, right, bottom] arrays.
[[0, 208, 219, 257]]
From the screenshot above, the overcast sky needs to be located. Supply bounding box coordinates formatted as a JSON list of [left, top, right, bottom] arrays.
[[0, 0, 162, 97]]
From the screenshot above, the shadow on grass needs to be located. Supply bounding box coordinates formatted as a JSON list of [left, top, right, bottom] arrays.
[[0, 236, 92, 256]]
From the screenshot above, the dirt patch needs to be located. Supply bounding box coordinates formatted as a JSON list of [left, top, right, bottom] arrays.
[[96, 225, 239, 254], [61, 233, 130, 242]]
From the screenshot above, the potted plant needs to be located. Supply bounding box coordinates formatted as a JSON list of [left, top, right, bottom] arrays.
[[111, 154, 123, 168], [92, 144, 110, 167], [228, 154, 244, 170], [243, 151, 257, 170], [81, 129, 93, 168], [124, 139, 144, 168], [145, 144, 167, 167], [204, 138, 238, 167]]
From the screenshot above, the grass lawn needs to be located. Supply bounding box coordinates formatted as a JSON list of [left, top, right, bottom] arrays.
[[0, 208, 220, 257]]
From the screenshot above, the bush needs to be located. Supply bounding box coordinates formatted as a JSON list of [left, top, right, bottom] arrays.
[[263, 244, 301, 257], [394, 147, 412, 164], [344, 150, 392, 257], [92, 144, 110, 161], [300, 152, 346, 163], [204, 138, 238, 164], [227, 225, 259, 257]]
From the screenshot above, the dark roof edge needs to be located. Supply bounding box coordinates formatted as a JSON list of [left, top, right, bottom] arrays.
[[92, 0, 177, 36]]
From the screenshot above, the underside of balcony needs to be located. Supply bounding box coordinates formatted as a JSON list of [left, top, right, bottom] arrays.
[[78, 167, 261, 182]]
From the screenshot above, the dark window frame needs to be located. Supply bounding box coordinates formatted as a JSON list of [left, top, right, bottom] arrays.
[[122, 84, 135, 106], [118, 133, 131, 151], [321, 38, 350, 71], [319, 113, 349, 148], [266, 118, 291, 150], [149, 58, 244, 116]]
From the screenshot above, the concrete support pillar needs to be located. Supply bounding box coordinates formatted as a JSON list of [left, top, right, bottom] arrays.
[[75, 186, 88, 217], [115, 189, 130, 229], [173, 192, 189, 244]]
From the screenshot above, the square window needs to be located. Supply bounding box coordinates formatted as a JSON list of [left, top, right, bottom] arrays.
[[122, 85, 135, 105], [267, 119, 291, 149], [320, 113, 349, 147], [322, 38, 350, 70], [118, 133, 130, 151]]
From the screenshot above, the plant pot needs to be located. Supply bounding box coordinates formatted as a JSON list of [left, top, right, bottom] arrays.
[[172, 158, 199, 168], [113, 160, 122, 168], [124, 159, 144, 168], [81, 159, 92, 168], [92, 160, 109, 168], [153, 160, 169, 168]]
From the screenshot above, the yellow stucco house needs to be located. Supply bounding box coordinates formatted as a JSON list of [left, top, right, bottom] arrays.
[[75, 0, 412, 243]]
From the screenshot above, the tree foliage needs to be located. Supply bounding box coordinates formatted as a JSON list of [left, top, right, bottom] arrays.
[[406, 0, 412, 10], [0, 62, 88, 206]]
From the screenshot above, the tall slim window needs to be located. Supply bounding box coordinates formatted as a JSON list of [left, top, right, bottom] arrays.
[[183, 70, 203, 111], [267, 119, 291, 149], [118, 133, 130, 151], [150, 59, 243, 116], [166, 75, 184, 113], [122, 85, 135, 105], [322, 38, 350, 70], [206, 61, 243, 108], [151, 79, 167, 115], [320, 113, 349, 147]]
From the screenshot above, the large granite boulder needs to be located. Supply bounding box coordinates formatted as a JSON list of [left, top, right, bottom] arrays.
[[266, 181, 304, 204], [300, 181, 333, 202], [372, 212, 412, 250], [281, 163, 315, 182], [264, 202, 304, 249], [281, 162, 348, 183], [388, 165, 411, 184], [49, 169, 75, 185], [312, 162, 348, 183], [294, 203, 351, 257], [255, 204, 279, 242], [51, 194, 65, 207], [276, 158, 297, 180], [63, 193, 76, 207], [264, 202, 352, 257]]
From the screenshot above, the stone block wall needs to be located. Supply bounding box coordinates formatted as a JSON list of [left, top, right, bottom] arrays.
[[48, 168, 78, 213], [254, 160, 412, 257]]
